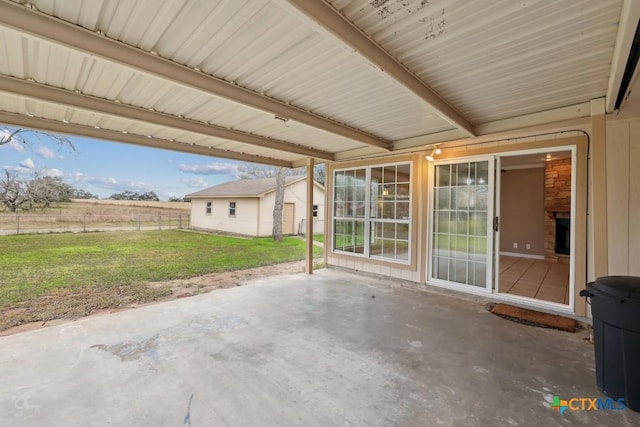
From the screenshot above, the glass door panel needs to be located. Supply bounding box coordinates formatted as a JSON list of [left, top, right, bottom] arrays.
[[431, 158, 493, 289]]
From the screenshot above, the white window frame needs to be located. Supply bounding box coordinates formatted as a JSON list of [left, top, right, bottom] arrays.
[[331, 161, 412, 265], [205, 201, 212, 215], [229, 201, 236, 217]]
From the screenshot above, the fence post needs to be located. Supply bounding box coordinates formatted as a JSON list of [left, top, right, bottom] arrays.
[[179, 215, 182, 229], [83, 214, 86, 233], [138, 215, 141, 231], [158, 215, 161, 230], [16, 215, 19, 235]]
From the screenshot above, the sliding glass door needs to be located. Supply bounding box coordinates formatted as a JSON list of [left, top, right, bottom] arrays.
[[430, 158, 494, 290]]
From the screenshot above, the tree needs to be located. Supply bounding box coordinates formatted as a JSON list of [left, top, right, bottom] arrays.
[[239, 165, 296, 241], [26, 174, 74, 209], [168, 196, 186, 202], [0, 170, 28, 212], [0, 127, 75, 152], [73, 189, 98, 199], [314, 164, 325, 186], [238, 164, 322, 241], [0, 170, 74, 211], [108, 190, 159, 201], [139, 191, 160, 201], [272, 167, 285, 242]]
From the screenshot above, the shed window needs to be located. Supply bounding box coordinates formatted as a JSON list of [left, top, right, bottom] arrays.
[[205, 201, 212, 215], [229, 201, 236, 217], [333, 162, 411, 263], [313, 205, 319, 217]]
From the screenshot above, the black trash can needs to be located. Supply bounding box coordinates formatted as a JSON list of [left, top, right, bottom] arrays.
[[580, 276, 640, 411]]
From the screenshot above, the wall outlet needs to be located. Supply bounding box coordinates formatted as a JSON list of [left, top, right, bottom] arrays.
[[513, 242, 518, 249], [526, 243, 531, 250]]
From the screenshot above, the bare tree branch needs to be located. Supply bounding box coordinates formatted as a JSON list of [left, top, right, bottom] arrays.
[[0, 127, 76, 152]]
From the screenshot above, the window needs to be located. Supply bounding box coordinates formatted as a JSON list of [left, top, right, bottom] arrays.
[[313, 205, 319, 217], [205, 201, 212, 215], [333, 162, 411, 262], [229, 201, 236, 217]]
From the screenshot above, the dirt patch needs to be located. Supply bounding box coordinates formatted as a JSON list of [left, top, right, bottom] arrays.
[[0, 259, 323, 337]]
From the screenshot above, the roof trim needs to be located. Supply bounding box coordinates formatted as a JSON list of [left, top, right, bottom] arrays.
[[606, 0, 640, 112], [280, 0, 475, 137], [186, 175, 313, 199], [0, 0, 391, 151], [0, 111, 293, 167], [0, 75, 335, 161]]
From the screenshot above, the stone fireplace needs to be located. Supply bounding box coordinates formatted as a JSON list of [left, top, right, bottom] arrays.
[[544, 158, 571, 263]]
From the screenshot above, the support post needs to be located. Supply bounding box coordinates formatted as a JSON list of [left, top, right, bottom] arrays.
[[305, 158, 315, 274], [591, 98, 608, 279]]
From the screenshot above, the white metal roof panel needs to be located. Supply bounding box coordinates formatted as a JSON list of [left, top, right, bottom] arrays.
[[25, 0, 455, 141], [0, 23, 364, 158], [328, 0, 622, 124], [0, 0, 634, 166]]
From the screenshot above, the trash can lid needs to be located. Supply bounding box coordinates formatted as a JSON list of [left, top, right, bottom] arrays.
[[591, 276, 640, 300]]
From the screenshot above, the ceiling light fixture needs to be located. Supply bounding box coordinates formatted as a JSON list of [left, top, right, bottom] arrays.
[[425, 145, 442, 161]]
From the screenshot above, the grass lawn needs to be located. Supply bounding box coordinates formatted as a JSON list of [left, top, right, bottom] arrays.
[[313, 233, 324, 243], [0, 230, 322, 331]]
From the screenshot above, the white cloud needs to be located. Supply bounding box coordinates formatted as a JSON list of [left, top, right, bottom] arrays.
[[71, 172, 156, 193], [20, 158, 35, 169], [37, 146, 58, 159], [72, 172, 118, 188], [183, 177, 210, 189], [121, 180, 156, 192], [6, 157, 36, 174], [177, 162, 239, 176], [43, 168, 64, 178]]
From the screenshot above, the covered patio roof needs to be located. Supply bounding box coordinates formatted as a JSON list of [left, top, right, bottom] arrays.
[[0, 0, 638, 167]]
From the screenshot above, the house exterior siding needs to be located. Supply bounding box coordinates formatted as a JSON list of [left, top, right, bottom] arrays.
[[259, 180, 325, 236], [189, 178, 324, 237], [326, 135, 590, 316], [190, 198, 259, 236], [606, 118, 640, 276]]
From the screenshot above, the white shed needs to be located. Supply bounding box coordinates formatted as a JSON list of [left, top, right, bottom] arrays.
[[186, 176, 324, 237]]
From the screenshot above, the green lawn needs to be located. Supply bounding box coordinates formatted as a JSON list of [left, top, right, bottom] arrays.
[[313, 233, 325, 243], [0, 230, 322, 330]]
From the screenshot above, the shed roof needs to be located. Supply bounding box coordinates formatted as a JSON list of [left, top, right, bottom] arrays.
[[186, 175, 310, 198], [0, 0, 638, 167]]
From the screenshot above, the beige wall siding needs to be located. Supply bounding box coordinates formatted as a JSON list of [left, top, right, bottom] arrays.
[[499, 167, 545, 256], [190, 198, 259, 236], [606, 118, 640, 276], [326, 153, 426, 283], [326, 137, 588, 315], [191, 179, 324, 237], [327, 254, 422, 282], [259, 180, 325, 236]]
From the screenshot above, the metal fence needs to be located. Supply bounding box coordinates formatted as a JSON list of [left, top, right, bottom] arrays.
[[0, 214, 190, 235]]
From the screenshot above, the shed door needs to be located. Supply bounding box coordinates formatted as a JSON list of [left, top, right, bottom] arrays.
[[283, 203, 295, 234]]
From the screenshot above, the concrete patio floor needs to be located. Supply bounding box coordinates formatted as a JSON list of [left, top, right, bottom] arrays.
[[1, 269, 638, 426]]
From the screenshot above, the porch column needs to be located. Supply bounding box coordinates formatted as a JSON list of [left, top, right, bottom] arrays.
[[305, 157, 315, 274], [591, 97, 608, 279]]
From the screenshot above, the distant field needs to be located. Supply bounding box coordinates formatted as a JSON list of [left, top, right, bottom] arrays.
[[71, 198, 190, 210], [0, 230, 321, 331], [0, 200, 191, 234]]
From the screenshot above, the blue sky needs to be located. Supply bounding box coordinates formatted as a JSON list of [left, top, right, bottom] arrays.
[[0, 127, 247, 200]]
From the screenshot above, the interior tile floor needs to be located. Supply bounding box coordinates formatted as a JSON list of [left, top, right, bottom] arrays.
[[499, 255, 570, 304]]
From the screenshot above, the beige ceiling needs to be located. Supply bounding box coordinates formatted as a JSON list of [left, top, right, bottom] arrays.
[[0, 0, 637, 167]]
